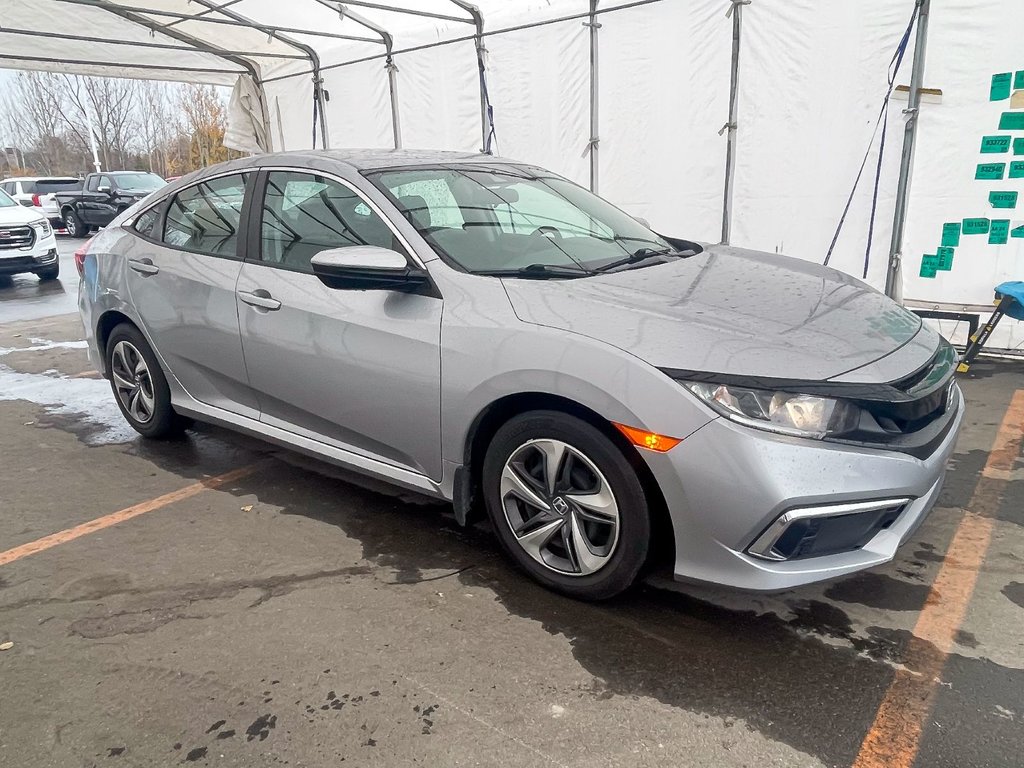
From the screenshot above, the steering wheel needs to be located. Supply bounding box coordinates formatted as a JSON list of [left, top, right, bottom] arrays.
[[532, 226, 562, 239]]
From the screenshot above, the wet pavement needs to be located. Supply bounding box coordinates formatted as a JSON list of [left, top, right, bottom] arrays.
[[0, 235, 81, 323], [0, 303, 1022, 766]]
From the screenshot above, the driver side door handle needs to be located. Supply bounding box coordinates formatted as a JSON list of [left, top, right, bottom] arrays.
[[238, 289, 282, 311]]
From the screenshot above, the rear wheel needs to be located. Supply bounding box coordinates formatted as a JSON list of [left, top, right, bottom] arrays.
[[63, 210, 84, 238], [105, 323, 186, 439], [482, 410, 651, 600]]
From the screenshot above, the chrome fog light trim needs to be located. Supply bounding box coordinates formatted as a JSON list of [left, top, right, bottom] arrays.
[[747, 497, 912, 561]]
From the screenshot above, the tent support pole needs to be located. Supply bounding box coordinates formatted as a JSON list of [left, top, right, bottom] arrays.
[[884, 0, 930, 300], [386, 53, 402, 149], [450, 1, 491, 153], [186, 0, 330, 148], [720, 0, 748, 245], [63, 0, 274, 151], [586, 0, 600, 193]]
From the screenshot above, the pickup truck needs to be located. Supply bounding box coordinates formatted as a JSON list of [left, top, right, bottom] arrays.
[[56, 171, 166, 237]]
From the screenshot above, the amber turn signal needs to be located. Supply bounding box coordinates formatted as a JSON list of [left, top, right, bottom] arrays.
[[613, 423, 682, 452]]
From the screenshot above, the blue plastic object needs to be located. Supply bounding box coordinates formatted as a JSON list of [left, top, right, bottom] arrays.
[[995, 281, 1024, 321]]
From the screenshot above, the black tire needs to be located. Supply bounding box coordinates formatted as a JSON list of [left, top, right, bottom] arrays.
[[482, 410, 651, 600], [105, 323, 186, 439], [63, 209, 84, 238], [36, 264, 59, 281]]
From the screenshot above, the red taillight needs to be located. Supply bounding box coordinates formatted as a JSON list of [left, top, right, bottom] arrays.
[[74, 237, 95, 278], [31, 194, 41, 207]]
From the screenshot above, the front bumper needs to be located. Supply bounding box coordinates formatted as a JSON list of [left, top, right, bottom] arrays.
[[645, 384, 964, 591], [0, 231, 59, 275]]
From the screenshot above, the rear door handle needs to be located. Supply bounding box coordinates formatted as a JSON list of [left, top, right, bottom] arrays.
[[238, 289, 282, 311], [128, 258, 159, 276]]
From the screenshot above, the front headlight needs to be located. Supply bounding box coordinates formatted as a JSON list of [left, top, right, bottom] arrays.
[[32, 219, 52, 237], [683, 381, 861, 439]]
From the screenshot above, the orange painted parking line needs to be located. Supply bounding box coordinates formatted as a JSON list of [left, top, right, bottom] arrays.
[[852, 389, 1024, 768], [0, 463, 261, 567]]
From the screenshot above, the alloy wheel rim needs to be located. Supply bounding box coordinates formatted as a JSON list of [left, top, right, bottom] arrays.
[[499, 438, 620, 577], [66, 215, 77, 236], [111, 340, 156, 424]]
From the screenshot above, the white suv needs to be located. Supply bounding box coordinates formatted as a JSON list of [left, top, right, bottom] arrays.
[[0, 176, 81, 229], [0, 187, 60, 280]]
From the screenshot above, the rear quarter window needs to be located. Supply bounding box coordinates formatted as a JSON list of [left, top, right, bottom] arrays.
[[132, 207, 161, 240]]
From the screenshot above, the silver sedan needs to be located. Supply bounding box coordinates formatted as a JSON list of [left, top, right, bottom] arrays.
[[78, 150, 963, 599]]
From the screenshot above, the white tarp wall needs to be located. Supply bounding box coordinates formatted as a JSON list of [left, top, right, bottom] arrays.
[[263, 0, 1023, 351]]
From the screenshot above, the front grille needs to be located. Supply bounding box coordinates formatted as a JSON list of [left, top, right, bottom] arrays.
[[0, 226, 35, 250]]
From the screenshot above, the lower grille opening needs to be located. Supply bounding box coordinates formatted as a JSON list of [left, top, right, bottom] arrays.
[[748, 499, 908, 562]]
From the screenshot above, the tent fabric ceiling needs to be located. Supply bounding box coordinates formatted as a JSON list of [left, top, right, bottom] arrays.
[[0, 0, 571, 85]]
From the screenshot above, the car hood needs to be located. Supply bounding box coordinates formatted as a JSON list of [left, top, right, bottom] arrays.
[[0, 205, 42, 226], [502, 245, 937, 382]]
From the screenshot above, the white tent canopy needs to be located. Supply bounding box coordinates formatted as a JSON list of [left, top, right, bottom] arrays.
[[3, 0, 1023, 349]]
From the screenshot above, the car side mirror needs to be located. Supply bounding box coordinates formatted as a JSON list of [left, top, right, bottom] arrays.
[[633, 215, 651, 229], [310, 246, 429, 292], [97, 185, 111, 194]]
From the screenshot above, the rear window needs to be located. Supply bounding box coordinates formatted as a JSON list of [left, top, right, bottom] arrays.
[[33, 179, 81, 194]]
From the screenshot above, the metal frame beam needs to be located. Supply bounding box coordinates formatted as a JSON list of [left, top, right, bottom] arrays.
[[53, 0, 382, 44], [184, 0, 330, 148], [311, 1, 403, 149], [0, 53, 241, 77], [585, 0, 600, 192], [720, 0, 748, 245], [334, 0, 473, 25], [885, 0, 931, 300], [0, 27, 306, 60], [449, 1, 490, 153]]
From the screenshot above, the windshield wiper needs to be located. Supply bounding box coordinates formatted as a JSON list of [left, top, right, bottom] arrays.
[[592, 247, 691, 273], [473, 263, 592, 279]]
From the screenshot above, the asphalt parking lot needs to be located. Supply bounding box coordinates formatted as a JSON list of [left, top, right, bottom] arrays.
[[0, 238, 1022, 767]]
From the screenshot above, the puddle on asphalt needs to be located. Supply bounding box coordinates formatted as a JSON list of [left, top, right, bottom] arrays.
[[0, 336, 136, 445]]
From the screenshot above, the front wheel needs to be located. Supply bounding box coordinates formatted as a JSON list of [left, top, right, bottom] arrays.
[[63, 210, 84, 238], [105, 323, 186, 439], [36, 264, 59, 281], [482, 411, 651, 600]]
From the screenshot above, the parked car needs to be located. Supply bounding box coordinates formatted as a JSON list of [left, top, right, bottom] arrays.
[[57, 171, 165, 237], [77, 150, 963, 599], [0, 176, 82, 229], [0, 186, 60, 280]]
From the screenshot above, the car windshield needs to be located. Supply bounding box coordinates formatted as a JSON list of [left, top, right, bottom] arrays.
[[114, 173, 165, 192], [369, 165, 673, 275], [0, 189, 16, 208]]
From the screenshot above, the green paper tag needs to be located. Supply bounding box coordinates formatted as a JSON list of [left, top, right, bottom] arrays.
[[989, 191, 1019, 209], [999, 112, 1024, 130], [1016, 138, 1024, 156], [936, 247, 954, 270], [963, 218, 990, 234], [981, 135, 1012, 154], [1011, 224, 1024, 239], [976, 162, 1006, 180], [1010, 161, 1024, 179], [991, 72, 1012, 101], [990, 219, 1010, 244], [1016, 70, 1024, 89], [941, 222, 962, 246], [920, 255, 938, 278]]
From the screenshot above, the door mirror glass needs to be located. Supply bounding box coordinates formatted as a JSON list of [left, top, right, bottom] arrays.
[[310, 246, 428, 292]]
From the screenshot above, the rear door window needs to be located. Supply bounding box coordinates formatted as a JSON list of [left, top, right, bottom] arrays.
[[163, 174, 248, 257], [257, 171, 405, 273], [34, 179, 81, 195]]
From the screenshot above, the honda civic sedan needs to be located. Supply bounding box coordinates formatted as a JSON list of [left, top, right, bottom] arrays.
[[78, 150, 963, 600]]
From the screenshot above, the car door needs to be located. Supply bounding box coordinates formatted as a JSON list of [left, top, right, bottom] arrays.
[[235, 169, 443, 480], [124, 172, 259, 418]]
